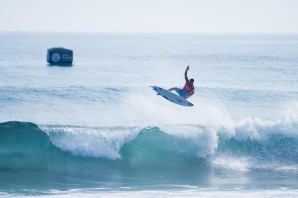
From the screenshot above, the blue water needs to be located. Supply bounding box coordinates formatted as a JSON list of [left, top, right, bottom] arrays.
[[1, 33, 298, 197]]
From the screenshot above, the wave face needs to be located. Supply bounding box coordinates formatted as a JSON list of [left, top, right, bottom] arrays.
[[0, 122, 69, 172], [1, 120, 298, 175]]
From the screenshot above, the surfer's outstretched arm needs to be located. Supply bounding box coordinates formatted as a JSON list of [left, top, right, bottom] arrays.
[[168, 87, 178, 91], [185, 65, 189, 81]]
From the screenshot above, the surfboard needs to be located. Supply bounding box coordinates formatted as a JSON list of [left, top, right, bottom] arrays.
[[152, 86, 194, 107]]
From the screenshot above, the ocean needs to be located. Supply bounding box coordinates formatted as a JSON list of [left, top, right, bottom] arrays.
[[0, 32, 298, 197]]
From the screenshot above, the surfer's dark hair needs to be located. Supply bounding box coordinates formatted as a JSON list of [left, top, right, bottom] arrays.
[[190, 78, 194, 82]]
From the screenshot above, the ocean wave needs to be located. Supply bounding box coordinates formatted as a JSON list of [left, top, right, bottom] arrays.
[[0, 121, 66, 171], [0, 86, 128, 104], [0, 120, 298, 173]]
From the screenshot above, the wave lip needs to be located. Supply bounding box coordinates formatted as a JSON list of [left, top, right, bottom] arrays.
[[41, 125, 141, 159]]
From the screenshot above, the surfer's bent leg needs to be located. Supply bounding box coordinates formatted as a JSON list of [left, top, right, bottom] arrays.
[[176, 89, 187, 98]]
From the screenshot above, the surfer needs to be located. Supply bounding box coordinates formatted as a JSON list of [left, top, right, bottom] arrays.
[[168, 66, 195, 99]]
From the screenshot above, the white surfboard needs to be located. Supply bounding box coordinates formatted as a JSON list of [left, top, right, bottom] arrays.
[[152, 86, 194, 107]]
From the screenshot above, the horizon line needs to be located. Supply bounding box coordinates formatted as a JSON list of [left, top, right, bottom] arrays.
[[1, 31, 298, 35]]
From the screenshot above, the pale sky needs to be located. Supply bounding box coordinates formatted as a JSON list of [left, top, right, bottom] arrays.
[[0, 0, 297, 33]]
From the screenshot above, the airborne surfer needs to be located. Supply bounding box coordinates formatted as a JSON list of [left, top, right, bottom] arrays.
[[168, 66, 195, 99]]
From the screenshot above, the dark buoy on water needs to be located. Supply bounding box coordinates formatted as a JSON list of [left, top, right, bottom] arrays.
[[47, 47, 73, 66]]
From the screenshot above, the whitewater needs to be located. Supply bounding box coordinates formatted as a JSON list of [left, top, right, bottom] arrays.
[[0, 33, 298, 197]]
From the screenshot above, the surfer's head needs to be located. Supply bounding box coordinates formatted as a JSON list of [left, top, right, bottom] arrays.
[[189, 79, 194, 85]]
